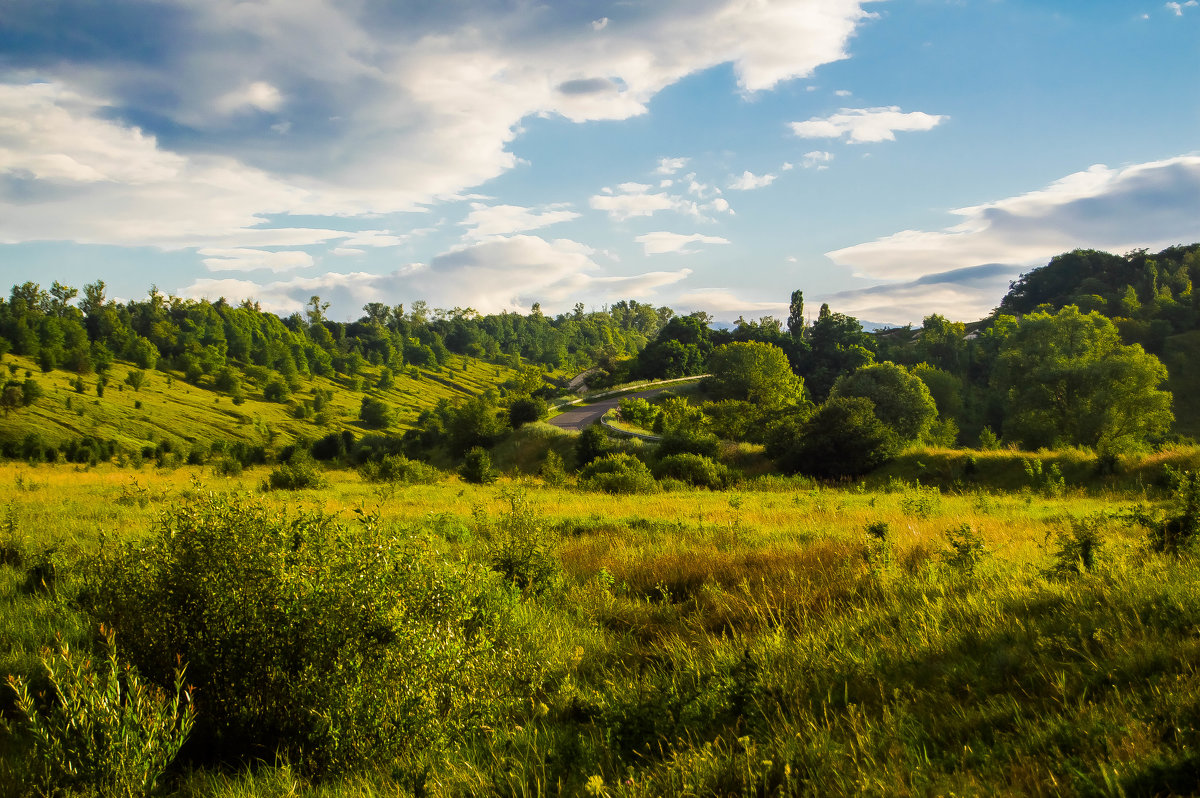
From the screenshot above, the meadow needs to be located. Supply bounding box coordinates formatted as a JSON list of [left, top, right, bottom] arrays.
[[2, 447, 1199, 797]]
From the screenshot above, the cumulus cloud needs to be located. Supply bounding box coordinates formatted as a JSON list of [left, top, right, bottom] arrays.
[[184, 234, 692, 315], [790, 106, 946, 143], [820, 264, 1020, 325], [827, 155, 1200, 281], [460, 203, 580, 238], [729, 170, 776, 190], [656, 157, 690, 175], [1167, 1, 1198, 15], [635, 232, 731, 255], [199, 248, 313, 272], [802, 150, 834, 168], [0, 0, 880, 252], [590, 183, 694, 221]]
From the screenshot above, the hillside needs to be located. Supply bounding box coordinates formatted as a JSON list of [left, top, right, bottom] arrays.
[[0, 351, 518, 459]]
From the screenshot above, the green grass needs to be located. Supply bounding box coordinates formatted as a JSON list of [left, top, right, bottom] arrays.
[[0, 353, 518, 453], [2, 457, 1200, 796]]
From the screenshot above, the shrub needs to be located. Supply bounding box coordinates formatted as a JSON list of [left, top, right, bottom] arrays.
[[264, 452, 327, 491], [508, 396, 548, 428], [656, 429, 720, 459], [360, 396, 394, 429], [1127, 469, 1200, 555], [460, 446, 498, 484], [85, 492, 512, 775], [654, 453, 730, 490], [539, 450, 567, 487], [773, 397, 899, 478], [359, 454, 442, 485], [942, 523, 986, 576], [579, 453, 659, 495], [262, 376, 290, 402], [1048, 514, 1106, 575], [575, 423, 609, 469], [484, 488, 560, 594], [618, 397, 659, 428], [4, 626, 195, 798]]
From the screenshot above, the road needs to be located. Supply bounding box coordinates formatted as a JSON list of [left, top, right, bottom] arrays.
[[548, 388, 667, 432]]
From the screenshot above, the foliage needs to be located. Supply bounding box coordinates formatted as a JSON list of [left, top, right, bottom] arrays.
[[656, 429, 721, 459], [539, 450, 567, 486], [508, 395, 548, 428], [460, 446, 499, 485], [1127, 468, 1200, 555], [579, 453, 659, 494], [773, 397, 900, 478], [575, 423, 609, 469], [651, 394, 708, 436], [358, 395, 394, 429], [831, 362, 937, 443], [618, 396, 659, 429], [84, 491, 511, 775], [264, 451, 327, 491], [653, 453, 731, 489], [358, 454, 442, 485], [705, 341, 804, 410], [1047, 514, 1106, 576], [4, 626, 195, 798], [942, 523, 986, 575], [484, 488, 560, 594], [995, 305, 1173, 450]]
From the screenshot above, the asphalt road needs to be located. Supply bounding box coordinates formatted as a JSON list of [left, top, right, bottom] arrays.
[[547, 388, 666, 432]]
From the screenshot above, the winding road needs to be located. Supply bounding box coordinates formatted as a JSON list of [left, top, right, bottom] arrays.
[[547, 375, 708, 432]]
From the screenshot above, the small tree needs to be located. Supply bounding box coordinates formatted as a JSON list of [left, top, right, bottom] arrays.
[[460, 446, 498, 484], [774, 397, 899, 478], [360, 396, 394, 429], [124, 370, 147, 392]]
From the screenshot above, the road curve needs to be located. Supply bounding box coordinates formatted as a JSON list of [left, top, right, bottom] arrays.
[[548, 388, 668, 432]]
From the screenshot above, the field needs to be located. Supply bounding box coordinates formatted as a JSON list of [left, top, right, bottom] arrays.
[[3, 449, 1200, 797]]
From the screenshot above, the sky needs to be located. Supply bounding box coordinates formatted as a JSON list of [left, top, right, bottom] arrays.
[[0, 0, 1198, 326]]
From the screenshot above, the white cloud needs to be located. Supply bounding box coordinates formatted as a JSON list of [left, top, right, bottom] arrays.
[[1167, 1, 1198, 15], [819, 265, 1020, 325], [460, 203, 580, 238], [781, 161, 795, 171], [656, 157, 690, 175], [199, 248, 314, 272], [729, 170, 777, 190], [802, 150, 834, 169], [827, 155, 1200, 281], [704, 197, 734, 215], [674, 288, 786, 317], [592, 17, 610, 30], [184, 234, 692, 316], [790, 106, 946, 143], [336, 230, 408, 248], [215, 81, 284, 114], [635, 232, 731, 255], [590, 183, 692, 221]]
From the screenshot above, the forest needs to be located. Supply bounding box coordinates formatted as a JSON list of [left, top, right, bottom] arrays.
[[1, 244, 1200, 797]]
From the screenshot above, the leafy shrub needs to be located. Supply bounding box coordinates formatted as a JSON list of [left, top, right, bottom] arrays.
[[618, 397, 659, 428], [773, 397, 899, 479], [508, 396, 548, 428], [656, 429, 720, 459], [484, 488, 560, 594], [264, 452, 327, 491], [1024, 458, 1065, 497], [579, 453, 659, 495], [539, 450, 567, 487], [210, 456, 243, 477], [899, 484, 941, 519], [460, 446, 498, 484], [85, 492, 512, 775], [4, 626, 195, 798], [262, 376, 290, 402], [654, 453, 730, 490], [575, 423, 609, 469], [942, 523, 986, 575], [1048, 514, 1106, 576], [359, 396, 394, 429], [358, 454, 442, 485], [1127, 468, 1200, 555]]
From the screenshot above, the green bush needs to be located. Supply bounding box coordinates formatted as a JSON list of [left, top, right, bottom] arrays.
[[264, 452, 327, 490], [654, 453, 730, 490], [579, 453, 659, 495], [656, 429, 721, 459], [4, 626, 195, 798], [484, 488, 560, 594], [773, 397, 899, 479], [358, 454, 442, 485], [85, 492, 512, 775], [460, 446, 498, 484]]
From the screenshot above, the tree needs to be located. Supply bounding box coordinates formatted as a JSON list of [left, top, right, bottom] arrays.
[[831, 362, 937, 444], [1, 381, 22, 417], [360, 396, 394, 429], [460, 446, 498, 484], [787, 290, 805, 338], [994, 305, 1173, 451], [773, 397, 899, 478], [125, 370, 147, 391], [706, 341, 804, 411], [801, 304, 875, 400]]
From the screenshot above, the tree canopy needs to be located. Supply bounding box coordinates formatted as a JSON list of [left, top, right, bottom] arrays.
[[706, 341, 804, 410]]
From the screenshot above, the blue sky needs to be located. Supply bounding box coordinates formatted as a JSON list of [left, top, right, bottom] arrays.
[[1, 0, 1197, 325]]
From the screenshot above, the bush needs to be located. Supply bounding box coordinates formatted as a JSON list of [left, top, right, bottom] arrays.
[[262, 377, 290, 403], [484, 488, 559, 594], [360, 396, 394, 429], [508, 396, 548, 428], [575, 423, 609, 469], [656, 429, 720, 459], [773, 397, 899, 478], [358, 454, 442, 485], [460, 446, 498, 485], [264, 452, 327, 491], [618, 397, 659, 428], [5, 626, 195, 798], [579, 453, 659, 495], [85, 492, 512, 775], [654, 453, 730, 490], [1128, 469, 1200, 555]]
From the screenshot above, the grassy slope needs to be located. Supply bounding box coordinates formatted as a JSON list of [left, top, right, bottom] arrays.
[[0, 353, 518, 452]]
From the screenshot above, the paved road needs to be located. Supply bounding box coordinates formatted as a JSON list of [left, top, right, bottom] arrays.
[[548, 388, 666, 432]]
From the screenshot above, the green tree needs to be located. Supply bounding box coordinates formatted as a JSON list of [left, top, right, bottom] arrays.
[[787, 290, 805, 338], [360, 396, 394, 429], [772, 397, 899, 478], [995, 305, 1173, 450], [831, 362, 937, 444], [706, 341, 804, 410]]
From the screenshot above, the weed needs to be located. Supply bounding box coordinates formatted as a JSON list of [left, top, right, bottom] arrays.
[[1047, 514, 1106, 575], [942, 523, 986, 576], [4, 625, 195, 798], [486, 487, 560, 595], [899, 484, 941, 519]]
